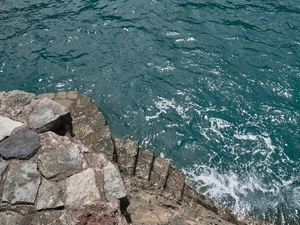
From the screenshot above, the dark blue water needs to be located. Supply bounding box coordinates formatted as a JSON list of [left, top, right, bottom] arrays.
[[1, 0, 299, 223]]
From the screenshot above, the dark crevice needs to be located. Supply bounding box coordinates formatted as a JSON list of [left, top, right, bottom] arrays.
[[119, 196, 132, 224]]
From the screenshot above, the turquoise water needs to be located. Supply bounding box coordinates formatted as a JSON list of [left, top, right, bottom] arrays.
[[1, 0, 299, 223]]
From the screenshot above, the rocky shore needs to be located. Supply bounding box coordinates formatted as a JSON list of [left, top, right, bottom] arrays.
[[0, 90, 272, 225]]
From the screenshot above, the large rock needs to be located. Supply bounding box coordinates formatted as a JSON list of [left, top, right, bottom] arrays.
[[165, 166, 186, 200], [28, 97, 70, 133], [38, 145, 86, 181], [21, 210, 75, 225], [0, 128, 40, 160], [0, 90, 36, 117], [150, 157, 170, 189], [65, 168, 101, 208], [0, 161, 8, 179], [2, 163, 40, 204], [103, 162, 127, 201], [114, 138, 139, 176], [0, 116, 23, 141], [135, 148, 154, 180], [0, 211, 24, 225], [36, 179, 64, 210]]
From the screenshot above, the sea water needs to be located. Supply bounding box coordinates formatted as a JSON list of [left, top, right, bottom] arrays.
[[0, 0, 299, 224]]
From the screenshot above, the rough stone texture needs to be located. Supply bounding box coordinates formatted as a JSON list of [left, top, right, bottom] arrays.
[[65, 168, 101, 208], [114, 138, 139, 176], [28, 97, 69, 133], [150, 157, 170, 189], [2, 163, 40, 204], [103, 162, 127, 201], [0, 211, 24, 225], [0, 128, 40, 160], [0, 116, 23, 141], [21, 210, 76, 225], [0, 90, 36, 117], [38, 145, 86, 180], [165, 166, 186, 200], [0, 161, 8, 179], [37, 93, 55, 100], [36, 179, 64, 210], [135, 148, 154, 180], [66, 91, 78, 100]]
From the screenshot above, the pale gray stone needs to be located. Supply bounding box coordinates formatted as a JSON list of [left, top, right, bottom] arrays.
[[0, 161, 8, 179], [38, 147, 85, 180], [0, 90, 36, 116], [28, 97, 69, 133], [0, 211, 23, 225], [0, 116, 23, 141], [22, 210, 75, 225], [65, 168, 100, 208], [103, 162, 127, 201], [0, 128, 40, 160], [36, 179, 64, 210], [2, 163, 40, 204]]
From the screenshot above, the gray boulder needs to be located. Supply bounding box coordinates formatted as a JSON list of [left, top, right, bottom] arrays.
[[0, 128, 40, 160], [0, 90, 36, 117], [103, 162, 127, 201], [0, 161, 8, 180], [28, 97, 70, 133], [2, 163, 40, 204]]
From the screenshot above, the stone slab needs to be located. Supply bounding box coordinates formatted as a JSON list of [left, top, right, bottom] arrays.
[[38, 145, 86, 180], [150, 157, 170, 189], [114, 138, 139, 176], [66, 91, 78, 100], [0, 90, 36, 116], [0, 161, 8, 179], [165, 166, 186, 199], [28, 97, 69, 133], [0, 211, 23, 225], [135, 148, 154, 180], [2, 163, 40, 204], [36, 179, 64, 210], [21, 210, 75, 225], [0, 116, 23, 141], [0, 128, 40, 160], [103, 162, 127, 201], [65, 168, 101, 208], [37, 93, 55, 100]]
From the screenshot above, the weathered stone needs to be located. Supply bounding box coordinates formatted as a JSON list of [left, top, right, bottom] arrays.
[[182, 183, 200, 202], [0, 116, 23, 141], [54, 91, 67, 99], [37, 93, 55, 100], [0, 90, 36, 116], [95, 137, 115, 161], [0, 128, 40, 160], [150, 157, 170, 188], [0, 211, 23, 225], [135, 148, 154, 180], [103, 162, 127, 201], [38, 145, 86, 180], [2, 163, 40, 204], [114, 138, 139, 176], [90, 112, 106, 129], [36, 179, 64, 210], [66, 91, 78, 100], [72, 120, 93, 138], [28, 97, 69, 133], [0, 161, 8, 179], [52, 99, 74, 110], [165, 166, 186, 199], [21, 210, 75, 225], [65, 168, 101, 208]]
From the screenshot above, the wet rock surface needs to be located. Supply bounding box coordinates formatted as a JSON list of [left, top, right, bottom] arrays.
[[0, 90, 271, 225]]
